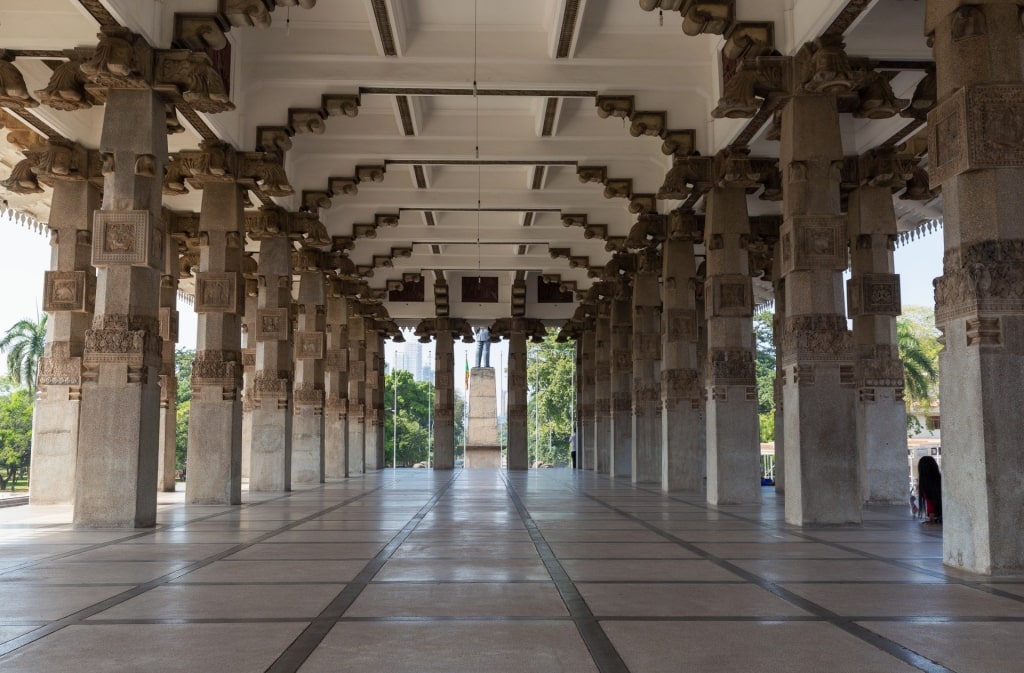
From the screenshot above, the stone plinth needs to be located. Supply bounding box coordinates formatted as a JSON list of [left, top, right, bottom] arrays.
[[466, 367, 501, 468]]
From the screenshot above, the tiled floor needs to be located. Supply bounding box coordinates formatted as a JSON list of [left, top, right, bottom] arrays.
[[0, 468, 1021, 672]]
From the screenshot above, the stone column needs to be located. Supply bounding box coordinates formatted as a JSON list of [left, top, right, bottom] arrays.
[[186, 180, 245, 504], [433, 330, 456, 469], [347, 305, 366, 474], [249, 234, 293, 492], [364, 328, 385, 470], [580, 327, 596, 471], [75, 88, 166, 527], [240, 276, 258, 479], [32, 165, 99, 505], [848, 150, 907, 505], [610, 284, 633, 479], [704, 159, 760, 505], [594, 301, 612, 474], [292, 269, 326, 483], [324, 279, 349, 478], [506, 318, 528, 469], [779, 55, 860, 525], [927, 2, 1024, 572], [662, 234, 705, 492], [157, 230, 179, 492], [772, 242, 786, 494], [632, 250, 662, 484]]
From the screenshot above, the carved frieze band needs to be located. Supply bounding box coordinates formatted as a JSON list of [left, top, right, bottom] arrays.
[[191, 350, 242, 388], [37, 342, 82, 387], [707, 348, 756, 386], [780, 314, 852, 364], [935, 239, 1024, 327]]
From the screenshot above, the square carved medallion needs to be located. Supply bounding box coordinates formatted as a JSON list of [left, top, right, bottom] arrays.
[[43, 270, 90, 312], [195, 272, 238, 313], [255, 308, 289, 341]]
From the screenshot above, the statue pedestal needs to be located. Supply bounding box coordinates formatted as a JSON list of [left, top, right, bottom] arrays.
[[466, 368, 501, 468]]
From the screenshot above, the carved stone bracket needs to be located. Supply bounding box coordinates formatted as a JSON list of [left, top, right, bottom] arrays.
[[0, 51, 40, 109]]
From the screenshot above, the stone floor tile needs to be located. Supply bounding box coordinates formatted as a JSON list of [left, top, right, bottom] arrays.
[[0, 622, 308, 673], [577, 582, 810, 617], [602, 621, 920, 673], [298, 621, 598, 673], [88, 583, 343, 620], [347, 582, 566, 617], [374, 558, 551, 582]]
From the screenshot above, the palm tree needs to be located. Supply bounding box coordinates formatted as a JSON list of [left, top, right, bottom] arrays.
[[897, 318, 938, 405], [0, 314, 47, 391]]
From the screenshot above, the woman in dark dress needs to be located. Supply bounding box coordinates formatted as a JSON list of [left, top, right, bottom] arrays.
[[917, 455, 942, 524]]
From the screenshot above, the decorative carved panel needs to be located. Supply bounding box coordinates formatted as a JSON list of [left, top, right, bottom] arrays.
[[92, 210, 158, 267], [195, 272, 238, 313], [928, 84, 1024, 188], [705, 274, 752, 318], [779, 216, 847, 274], [43, 271, 91, 312], [295, 331, 324, 360], [665, 309, 697, 343], [255, 308, 289, 341], [847, 273, 901, 317]]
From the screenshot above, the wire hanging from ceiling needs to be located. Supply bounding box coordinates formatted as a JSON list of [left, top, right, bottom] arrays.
[[474, 0, 482, 281]]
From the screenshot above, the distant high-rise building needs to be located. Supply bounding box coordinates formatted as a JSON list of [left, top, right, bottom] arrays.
[[401, 337, 423, 381]]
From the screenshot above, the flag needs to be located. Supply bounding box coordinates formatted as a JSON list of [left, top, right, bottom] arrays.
[[464, 353, 470, 389]]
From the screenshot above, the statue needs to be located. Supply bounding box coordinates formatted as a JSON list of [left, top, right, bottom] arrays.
[[474, 326, 491, 368]]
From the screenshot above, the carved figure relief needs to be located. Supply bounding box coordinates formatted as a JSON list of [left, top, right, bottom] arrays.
[[93, 210, 153, 267], [43, 271, 89, 313], [255, 308, 289, 341], [295, 331, 324, 360], [195, 273, 238, 313]]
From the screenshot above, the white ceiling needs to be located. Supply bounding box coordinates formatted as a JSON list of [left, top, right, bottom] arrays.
[[0, 0, 937, 325]]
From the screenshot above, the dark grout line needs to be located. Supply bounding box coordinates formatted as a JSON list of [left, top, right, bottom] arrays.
[[0, 479, 398, 659], [566, 475, 959, 673], [262, 470, 461, 673], [501, 472, 631, 673]]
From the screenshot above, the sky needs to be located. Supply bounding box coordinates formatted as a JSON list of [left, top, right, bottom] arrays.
[[0, 210, 944, 379]]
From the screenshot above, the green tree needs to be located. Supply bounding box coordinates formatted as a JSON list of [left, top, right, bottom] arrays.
[[383, 369, 435, 466], [897, 310, 940, 407], [0, 314, 47, 391], [0, 388, 33, 489], [754, 310, 777, 442], [174, 348, 195, 473], [527, 329, 576, 466]]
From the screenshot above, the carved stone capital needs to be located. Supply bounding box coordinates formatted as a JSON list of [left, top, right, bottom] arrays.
[[80, 27, 152, 90]]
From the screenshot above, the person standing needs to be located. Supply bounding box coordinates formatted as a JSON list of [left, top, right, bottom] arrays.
[[917, 455, 942, 525]]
